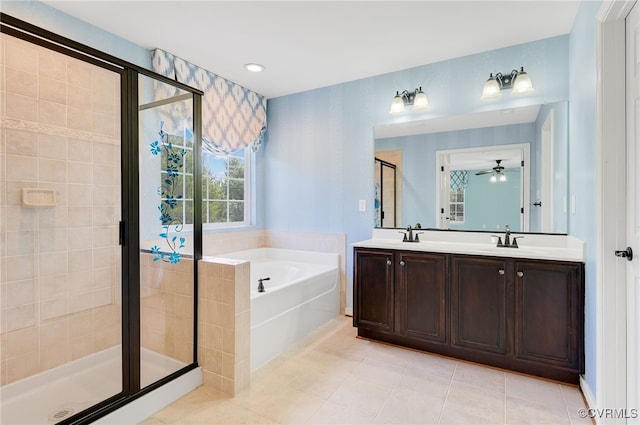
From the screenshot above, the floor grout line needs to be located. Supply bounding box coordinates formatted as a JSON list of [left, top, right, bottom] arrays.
[[503, 372, 507, 425], [436, 361, 457, 425]]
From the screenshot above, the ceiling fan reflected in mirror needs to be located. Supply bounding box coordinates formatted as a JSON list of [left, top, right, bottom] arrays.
[[475, 159, 513, 182]]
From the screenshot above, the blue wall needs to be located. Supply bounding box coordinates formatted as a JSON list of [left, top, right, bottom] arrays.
[[265, 35, 569, 310], [568, 0, 601, 401], [451, 170, 522, 232]]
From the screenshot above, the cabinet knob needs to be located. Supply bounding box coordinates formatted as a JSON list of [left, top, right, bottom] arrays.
[[399, 260, 406, 266], [386, 259, 392, 266], [498, 269, 505, 275], [517, 271, 524, 278]]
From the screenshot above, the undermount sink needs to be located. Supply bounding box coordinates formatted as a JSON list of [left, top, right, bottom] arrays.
[[353, 234, 584, 262]]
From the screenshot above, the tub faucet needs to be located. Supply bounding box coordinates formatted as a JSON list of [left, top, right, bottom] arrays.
[[257, 277, 270, 292]]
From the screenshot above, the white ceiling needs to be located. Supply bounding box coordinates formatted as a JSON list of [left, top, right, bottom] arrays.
[[40, 0, 581, 99]]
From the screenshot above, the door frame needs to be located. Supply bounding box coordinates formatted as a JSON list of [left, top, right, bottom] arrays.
[[595, 0, 636, 417], [540, 112, 554, 232], [435, 143, 530, 232]]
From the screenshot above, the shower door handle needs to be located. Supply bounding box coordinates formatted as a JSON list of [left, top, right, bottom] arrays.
[[119, 221, 126, 246]]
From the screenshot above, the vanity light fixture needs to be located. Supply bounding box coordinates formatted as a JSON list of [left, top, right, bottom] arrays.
[[481, 67, 534, 100], [389, 87, 430, 114]]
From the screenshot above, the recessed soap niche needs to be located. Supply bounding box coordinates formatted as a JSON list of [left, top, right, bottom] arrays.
[[22, 188, 57, 207]]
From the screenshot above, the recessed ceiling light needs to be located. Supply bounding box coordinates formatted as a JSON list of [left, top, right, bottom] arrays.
[[244, 63, 265, 73]]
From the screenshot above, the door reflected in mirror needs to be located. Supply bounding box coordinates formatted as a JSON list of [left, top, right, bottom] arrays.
[[436, 144, 529, 232], [373, 102, 568, 234]]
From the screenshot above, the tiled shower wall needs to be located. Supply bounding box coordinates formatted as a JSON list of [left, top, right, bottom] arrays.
[[140, 253, 194, 365], [0, 34, 121, 385]]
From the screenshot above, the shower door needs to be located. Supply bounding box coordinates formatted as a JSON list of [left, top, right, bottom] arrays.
[[1, 15, 201, 424], [138, 74, 197, 388], [0, 31, 124, 423]]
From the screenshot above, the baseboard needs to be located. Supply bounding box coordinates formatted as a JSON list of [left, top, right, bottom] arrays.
[[580, 375, 598, 423], [344, 307, 353, 316]]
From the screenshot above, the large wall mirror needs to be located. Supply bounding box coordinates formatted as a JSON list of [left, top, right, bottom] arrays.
[[373, 101, 569, 234]]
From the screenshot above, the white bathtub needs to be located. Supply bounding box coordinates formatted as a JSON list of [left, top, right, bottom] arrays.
[[218, 248, 340, 371]]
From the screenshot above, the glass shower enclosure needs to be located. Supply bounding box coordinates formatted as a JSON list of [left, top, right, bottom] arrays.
[[0, 14, 201, 424]]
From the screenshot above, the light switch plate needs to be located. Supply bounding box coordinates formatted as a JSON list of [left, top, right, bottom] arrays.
[[359, 200, 366, 212]]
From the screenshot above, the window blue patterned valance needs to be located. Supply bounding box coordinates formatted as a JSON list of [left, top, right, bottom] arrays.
[[151, 49, 267, 155]]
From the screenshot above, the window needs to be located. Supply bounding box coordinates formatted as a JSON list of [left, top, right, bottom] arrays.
[[449, 188, 465, 223], [202, 148, 250, 226], [449, 170, 468, 224], [160, 130, 194, 226]]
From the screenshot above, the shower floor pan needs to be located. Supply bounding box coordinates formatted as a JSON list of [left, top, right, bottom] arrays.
[[1, 347, 187, 425]]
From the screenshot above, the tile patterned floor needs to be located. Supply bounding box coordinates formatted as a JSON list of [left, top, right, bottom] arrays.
[[141, 316, 593, 425]]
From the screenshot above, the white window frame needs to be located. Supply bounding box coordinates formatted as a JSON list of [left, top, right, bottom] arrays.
[[202, 146, 253, 229], [449, 187, 466, 224]]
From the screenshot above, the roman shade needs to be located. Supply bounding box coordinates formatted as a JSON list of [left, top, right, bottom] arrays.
[[151, 48, 267, 154]]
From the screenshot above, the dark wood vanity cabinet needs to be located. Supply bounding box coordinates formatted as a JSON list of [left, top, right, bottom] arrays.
[[353, 248, 395, 333], [451, 256, 509, 355], [513, 260, 584, 373], [354, 247, 585, 384], [353, 249, 447, 342], [397, 252, 448, 344]]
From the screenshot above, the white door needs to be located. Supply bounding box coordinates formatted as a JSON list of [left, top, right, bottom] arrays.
[[625, 1, 640, 418], [540, 113, 554, 232]]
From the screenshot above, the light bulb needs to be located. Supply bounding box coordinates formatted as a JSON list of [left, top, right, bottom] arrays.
[[389, 92, 406, 114], [412, 88, 430, 110], [481, 74, 502, 100], [512, 67, 534, 94]]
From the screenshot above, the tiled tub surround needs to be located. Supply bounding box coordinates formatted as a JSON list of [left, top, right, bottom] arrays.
[[217, 248, 340, 372], [197, 257, 250, 396], [0, 33, 121, 385], [202, 228, 347, 313], [144, 229, 344, 397]]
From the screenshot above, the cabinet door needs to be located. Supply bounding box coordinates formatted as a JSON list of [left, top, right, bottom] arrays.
[[451, 256, 509, 354], [397, 252, 448, 343], [514, 261, 584, 370], [354, 249, 394, 332]]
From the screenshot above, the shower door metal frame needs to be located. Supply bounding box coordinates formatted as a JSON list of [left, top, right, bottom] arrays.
[[0, 14, 203, 425], [375, 157, 397, 228]]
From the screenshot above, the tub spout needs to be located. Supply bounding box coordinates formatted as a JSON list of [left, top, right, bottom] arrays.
[[258, 277, 270, 292]]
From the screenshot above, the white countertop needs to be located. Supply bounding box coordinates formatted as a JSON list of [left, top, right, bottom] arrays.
[[353, 229, 585, 262]]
